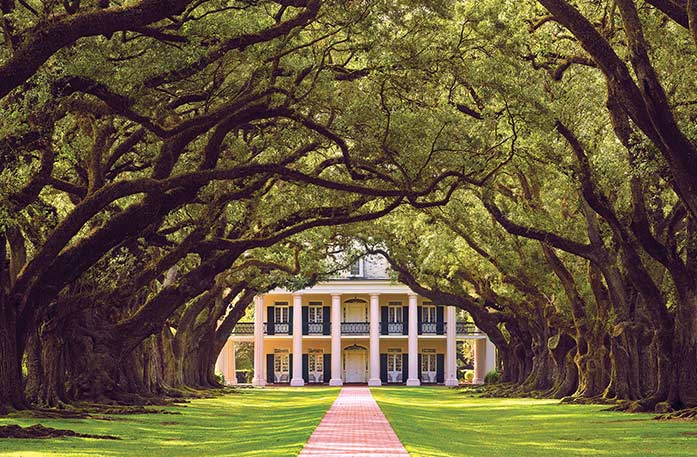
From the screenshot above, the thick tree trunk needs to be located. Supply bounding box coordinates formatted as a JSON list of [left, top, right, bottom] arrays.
[[548, 332, 578, 398], [0, 300, 26, 413], [671, 290, 697, 407], [574, 332, 609, 398]]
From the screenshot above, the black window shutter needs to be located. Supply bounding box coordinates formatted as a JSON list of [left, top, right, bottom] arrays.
[[436, 306, 445, 335], [266, 354, 275, 384], [402, 353, 409, 383], [380, 354, 388, 383], [289, 354, 293, 380], [302, 354, 309, 383], [302, 306, 309, 335], [402, 306, 409, 335], [417, 306, 423, 335], [436, 354, 445, 383], [323, 354, 331, 383], [381, 306, 388, 335], [323, 307, 331, 335], [267, 306, 275, 335], [288, 309, 293, 335], [418, 354, 423, 381]]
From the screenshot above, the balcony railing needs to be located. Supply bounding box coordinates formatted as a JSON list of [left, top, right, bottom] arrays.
[[454, 322, 482, 335], [420, 322, 442, 334], [341, 322, 369, 335], [385, 322, 404, 334], [231, 322, 254, 335], [307, 322, 330, 335], [233, 321, 483, 336]]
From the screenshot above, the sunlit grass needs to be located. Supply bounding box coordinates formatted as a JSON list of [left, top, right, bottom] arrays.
[[0, 387, 339, 456], [372, 387, 697, 457]]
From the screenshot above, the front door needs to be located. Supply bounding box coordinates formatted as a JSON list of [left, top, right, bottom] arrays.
[[344, 349, 367, 383]]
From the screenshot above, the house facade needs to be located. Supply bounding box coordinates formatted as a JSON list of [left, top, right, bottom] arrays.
[[216, 256, 497, 386]]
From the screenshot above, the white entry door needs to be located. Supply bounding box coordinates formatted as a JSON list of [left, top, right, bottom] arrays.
[[345, 303, 367, 322], [344, 350, 367, 383]]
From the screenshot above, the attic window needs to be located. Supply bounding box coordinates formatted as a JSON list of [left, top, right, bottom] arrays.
[[349, 259, 363, 277]]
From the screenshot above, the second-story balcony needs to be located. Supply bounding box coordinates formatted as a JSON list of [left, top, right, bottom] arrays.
[[231, 321, 483, 337], [231, 322, 254, 335], [341, 322, 370, 335]]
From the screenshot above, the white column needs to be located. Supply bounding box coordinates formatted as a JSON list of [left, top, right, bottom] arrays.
[[215, 345, 226, 380], [485, 337, 497, 374], [329, 294, 343, 386], [444, 306, 459, 386], [226, 341, 237, 385], [368, 293, 381, 386], [473, 338, 487, 384], [406, 293, 420, 386], [252, 295, 266, 386], [290, 293, 305, 386]]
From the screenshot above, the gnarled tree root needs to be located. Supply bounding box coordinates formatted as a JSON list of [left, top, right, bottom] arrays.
[[0, 424, 120, 440], [654, 408, 697, 421]]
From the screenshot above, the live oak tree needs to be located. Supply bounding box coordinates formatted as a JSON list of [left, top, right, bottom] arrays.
[[0, 0, 485, 413], [3, 0, 697, 417]]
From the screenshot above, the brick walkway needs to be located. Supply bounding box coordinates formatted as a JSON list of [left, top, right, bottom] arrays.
[[298, 386, 409, 456]]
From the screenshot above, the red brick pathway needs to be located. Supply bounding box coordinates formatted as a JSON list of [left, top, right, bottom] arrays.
[[298, 386, 409, 456]]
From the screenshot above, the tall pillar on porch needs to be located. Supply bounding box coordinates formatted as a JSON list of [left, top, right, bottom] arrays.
[[444, 306, 459, 386], [290, 293, 305, 386], [226, 340, 237, 385], [368, 293, 381, 386], [485, 337, 497, 374], [473, 337, 487, 384], [406, 293, 421, 386], [252, 295, 266, 386], [329, 294, 343, 386]]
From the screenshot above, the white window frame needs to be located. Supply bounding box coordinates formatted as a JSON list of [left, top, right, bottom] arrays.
[[348, 259, 364, 277], [308, 353, 323, 382], [275, 304, 289, 323], [422, 304, 436, 323], [274, 353, 289, 382], [388, 303, 403, 323], [421, 353, 437, 374], [308, 303, 323, 323]]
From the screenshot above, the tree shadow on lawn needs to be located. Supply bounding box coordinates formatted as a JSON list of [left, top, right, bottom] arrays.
[[0, 387, 339, 457], [372, 387, 697, 457]]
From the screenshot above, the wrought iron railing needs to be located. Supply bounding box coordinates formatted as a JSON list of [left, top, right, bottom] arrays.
[[455, 322, 481, 335], [420, 322, 438, 334], [231, 322, 254, 335], [234, 321, 482, 336], [341, 322, 369, 335], [273, 323, 290, 334], [386, 322, 403, 334], [307, 322, 328, 335]]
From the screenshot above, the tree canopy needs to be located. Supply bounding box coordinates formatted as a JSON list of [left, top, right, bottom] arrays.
[[2, 0, 697, 415]]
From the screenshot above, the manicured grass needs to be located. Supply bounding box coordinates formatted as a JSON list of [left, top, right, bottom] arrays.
[[0, 387, 339, 456], [372, 387, 697, 457]]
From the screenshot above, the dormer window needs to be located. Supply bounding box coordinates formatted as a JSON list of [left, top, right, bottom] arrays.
[[349, 259, 363, 277]]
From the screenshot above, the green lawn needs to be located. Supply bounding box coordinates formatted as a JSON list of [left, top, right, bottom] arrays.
[[0, 387, 339, 457], [372, 387, 697, 457]]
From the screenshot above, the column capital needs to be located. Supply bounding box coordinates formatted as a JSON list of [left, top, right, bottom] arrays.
[[331, 293, 342, 298], [292, 292, 304, 297], [407, 292, 418, 299], [369, 292, 380, 298]]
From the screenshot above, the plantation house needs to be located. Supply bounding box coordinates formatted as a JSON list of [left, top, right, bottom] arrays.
[[216, 256, 496, 386]]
